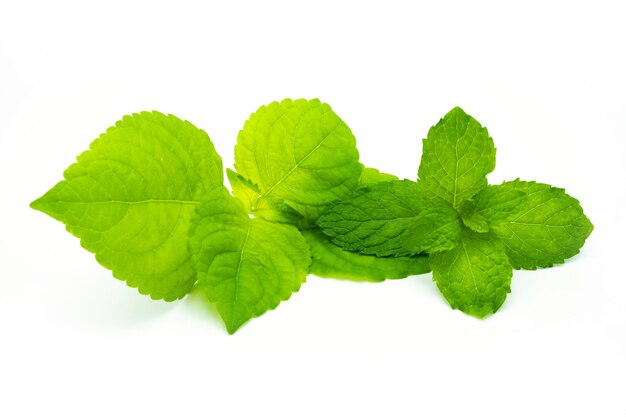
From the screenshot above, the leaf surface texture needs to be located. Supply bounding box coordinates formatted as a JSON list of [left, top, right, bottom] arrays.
[[189, 188, 311, 333], [418, 107, 496, 208], [234, 98, 362, 222], [31, 112, 223, 300], [484, 180, 594, 269], [430, 230, 512, 318], [317, 180, 461, 257]]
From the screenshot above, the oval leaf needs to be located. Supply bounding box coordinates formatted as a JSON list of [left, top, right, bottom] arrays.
[[486, 180, 594, 269], [234, 98, 362, 222], [418, 107, 496, 208], [317, 180, 461, 257], [430, 230, 512, 318]]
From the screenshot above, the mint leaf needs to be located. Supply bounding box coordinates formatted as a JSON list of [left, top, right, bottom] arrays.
[[308, 167, 428, 281], [226, 168, 303, 223], [430, 229, 512, 318], [189, 188, 311, 334], [484, 180, 594, 269], [30, 112, 223, 301], [458, 187, 528, 233], [226, 167, 259, 212], [457, 200, 490, 233], [234, 98, 362, 222], [359, 166, 399, 185], [303, 229, 430, 282], [418, 107, 496, 208], [317, 180, 461, 257]]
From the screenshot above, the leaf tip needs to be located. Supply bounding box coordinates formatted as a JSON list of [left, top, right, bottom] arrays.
[[30, 196, 46, 212], [218, 303, 250, 335], [447, 106, 468, 118], [226, 326, 239, 335], [225, 319, 244, 335]]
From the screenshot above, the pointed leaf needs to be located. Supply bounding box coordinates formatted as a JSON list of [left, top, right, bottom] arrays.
[[418, 107, 496, 208], [30, 112, 223, 300], [485, 180, 594, 269], [189, 188, 311, 333], [430, 230, 512, 318], [226, 167, 260, 212]]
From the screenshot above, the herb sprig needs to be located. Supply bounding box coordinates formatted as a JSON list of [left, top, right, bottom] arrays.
[[31, 100, 593, 332]]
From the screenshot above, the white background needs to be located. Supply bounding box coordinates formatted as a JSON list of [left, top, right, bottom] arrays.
[[1, 1, 624, 416]]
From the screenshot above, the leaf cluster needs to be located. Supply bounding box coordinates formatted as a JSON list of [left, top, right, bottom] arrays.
[[31, 101, 593, 332], [317, 107, 594, 317]]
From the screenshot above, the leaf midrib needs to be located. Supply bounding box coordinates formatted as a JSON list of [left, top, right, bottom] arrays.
[[461, 239, 480, 296]]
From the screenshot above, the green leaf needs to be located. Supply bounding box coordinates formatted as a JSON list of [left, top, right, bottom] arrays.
[[226, 167, 259, 212], [430, 229, 512, 318], [417, 107, 496, 208], [359, 165, 399, 185], [226, 168, 303, 223], [457, 200, 490, 233], [30, 111, 223, 301], [188, 188, 311, 334], [458, 187, 527, 233], [485, 180, 594, 269], [234, 98, 362, 223], [303, 229, 431, 282], [310, 167, 424, 281], [317, 180, 461, 257]]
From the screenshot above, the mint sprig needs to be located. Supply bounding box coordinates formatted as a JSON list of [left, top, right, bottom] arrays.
[[318, 106, 594, 317]]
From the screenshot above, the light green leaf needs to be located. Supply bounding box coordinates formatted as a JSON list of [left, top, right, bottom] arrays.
[[189, 188, 311, 334], [485, 180, 594, 269], [226, 167, 259, 212], [359, 166, 399, 185], [458, 187, 527, 233], [30, 111, 223, 301], [234, 98, 362, 222], [303, 229, 431, 282], [430, 230, 512, 318], [226, 168, 303, 223], [317, 180, 461, 257], [418, 107, 496, 208]]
